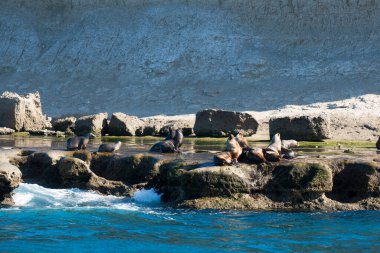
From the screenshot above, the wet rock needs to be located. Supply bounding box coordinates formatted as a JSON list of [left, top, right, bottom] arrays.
[[330, 161, 380, 202], [265, 162, 333, 201], [0, 127, 15, 135], [160, 163, 269, 202], [52, 116, 76, 135], [0, 91, 51, 131], [0, 162, 22, 206], [269, 114, 331, 141], [58, 157, 131, 196], [194, 109, 258, 137], [91, 154, 161, 186], [74, 113, 108, 136], [108, 113, 144, 136]]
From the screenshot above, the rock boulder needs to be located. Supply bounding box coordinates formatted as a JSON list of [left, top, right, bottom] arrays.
[[0, 162, 22, 206], [52, 116, 76, 135], [74, 113, 108, 136], [0, 91, 51, 131], [194, 109, 258, 137], [269, 114, 331, 141], [108, 113, 144, 136]]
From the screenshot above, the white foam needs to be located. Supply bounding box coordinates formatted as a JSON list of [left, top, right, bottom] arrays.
[[13, 183, 125, 208], [132, 188, 162, 203]]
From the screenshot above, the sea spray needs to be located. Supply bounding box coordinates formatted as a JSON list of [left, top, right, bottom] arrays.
[[132, 188, 162, 203]]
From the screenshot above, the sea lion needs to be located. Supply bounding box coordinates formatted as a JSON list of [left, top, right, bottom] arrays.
[[376, 137, 380, 150], [151, 128, 183, 153], [173, 129, 184, 152], [281, 140, 299, 149], [150, 140, 176, 153], [235, 133, 249, 149], [98, 141, 122, 153], [281, 148, 296, 159], [66, 133, 96, 151], [264, 133, 282, 162], [214, 151, 233, 165], [164, 126, 176, 141], [244, 147, 266, 163], [226, 134, 242, 164]]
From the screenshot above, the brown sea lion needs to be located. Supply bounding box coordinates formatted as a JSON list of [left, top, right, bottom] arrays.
[[214, 151, 233, 166], [244, 147, 266, 163], [376, 137, 380, 150], [226, 134, 243, 164], [66, 133, 96, 151], [173, 129, 184, 152], [264, 133, 282, 162], [164, 126, 176, 141], [98, 141, 122, 153], [235, 133, 249, 149]]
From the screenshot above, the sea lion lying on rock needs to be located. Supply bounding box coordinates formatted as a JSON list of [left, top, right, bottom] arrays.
[[98, 141, 122, 153], [66, 133, 96, 151], [150, 128, 183, 153]]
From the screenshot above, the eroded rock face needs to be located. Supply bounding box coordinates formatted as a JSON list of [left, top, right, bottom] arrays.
[[52, 116, 76, 135], [74, 113, 108, 136], [269, 114, 331, 141], [0, 162, 22, 206], [0, 91, 51, 131], [108, 112, 144, 136], [265, 162, 333, 201], [329, 161, 380, 202], [194, 109, 259, 137]]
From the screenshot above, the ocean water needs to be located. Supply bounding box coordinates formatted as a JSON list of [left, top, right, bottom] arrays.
[[0, 184, 379, 253]]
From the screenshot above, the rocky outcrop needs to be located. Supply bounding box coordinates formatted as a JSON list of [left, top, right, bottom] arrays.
[[0, 162, 22, 206], [74, 113, 108, 136], [141, 115, 195, 136], [269, 114, 331, 141], [0, 91, 51, 131], [52, 116, 76, 135], [58, 157, 132, 196], [194, 109, 259, 137], [108, 113, 144, 136], [3, 148, 380, 210], [0, 127, 15, 135]]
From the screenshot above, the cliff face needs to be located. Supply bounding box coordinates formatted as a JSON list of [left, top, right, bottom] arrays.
[[0, 0, 379, 116]]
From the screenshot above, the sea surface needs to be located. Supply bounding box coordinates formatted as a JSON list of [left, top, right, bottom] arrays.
[[1, 136, 379, 252], [0, 184, 379, 253]]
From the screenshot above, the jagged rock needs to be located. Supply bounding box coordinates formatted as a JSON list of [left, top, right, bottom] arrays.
[[269, 114, 331, 141], [330, 161, 380, 202], [0, 127, 15, 135], [108, 112, 144, 136], [58, 157, 132, 196], [0, 162, 22, 206], [194, 109, 259, 137], [74, 112, 108, 136], [141, 115, 195, 136], [52, 116, 76, 135], [0, 91, 51, 131]]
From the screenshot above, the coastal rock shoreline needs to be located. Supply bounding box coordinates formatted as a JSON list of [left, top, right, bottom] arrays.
[[1, 148, 379, 211]]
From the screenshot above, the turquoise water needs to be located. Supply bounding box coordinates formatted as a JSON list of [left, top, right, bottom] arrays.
[[1, 184, 380, 253]]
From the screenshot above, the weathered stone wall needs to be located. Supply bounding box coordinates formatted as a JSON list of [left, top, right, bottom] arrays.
[[0, 0, 379, 116]]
